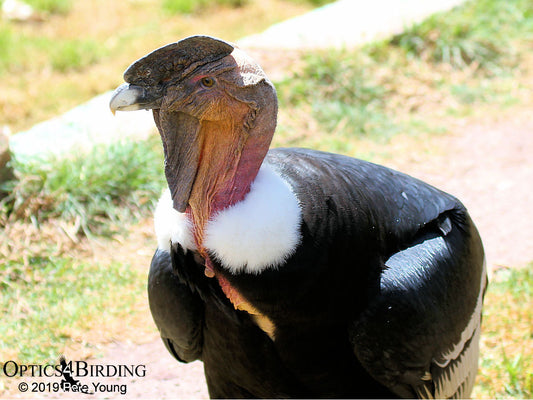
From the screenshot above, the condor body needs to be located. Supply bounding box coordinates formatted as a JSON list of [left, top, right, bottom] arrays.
[[110, 35, 486, 398]]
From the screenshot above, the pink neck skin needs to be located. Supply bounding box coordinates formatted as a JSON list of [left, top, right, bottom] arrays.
[[185, 134, 271, 277], [211, 146, 266, 213]]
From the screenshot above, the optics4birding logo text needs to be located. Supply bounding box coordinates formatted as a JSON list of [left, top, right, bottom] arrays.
[[2, 356, 147, 395]]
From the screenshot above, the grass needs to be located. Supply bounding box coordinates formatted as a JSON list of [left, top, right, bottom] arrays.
[[278, 51, 388, 137], [0, 255, 147, 363], [23, 0, 73, 14], [163, 0, 249, 14], [390, 0, 533, 72], [274, 47, 517, 156], [0, 0, 315, 133], [50, 38, 106, 72], [474, 266, 532, 398], [162, 0, 333, 15], [1, 136, 165, 237], [0, 138, 162, 366], [0, 27, 105, 74], [274, 0, 532, 156], [270, 43, 425, 157], [0, 135, 164, 371]]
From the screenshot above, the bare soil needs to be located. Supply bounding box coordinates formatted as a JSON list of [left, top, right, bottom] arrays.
[[389, 107, 533, 273]]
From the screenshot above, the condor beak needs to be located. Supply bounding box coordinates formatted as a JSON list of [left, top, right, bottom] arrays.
[[109, 83, 163, 115]]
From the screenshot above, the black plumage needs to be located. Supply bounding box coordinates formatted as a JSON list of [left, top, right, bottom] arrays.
[[148, 149, 486, 398]]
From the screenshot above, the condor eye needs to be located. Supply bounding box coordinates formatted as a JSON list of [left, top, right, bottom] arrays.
[[200, 77, 215, 88]]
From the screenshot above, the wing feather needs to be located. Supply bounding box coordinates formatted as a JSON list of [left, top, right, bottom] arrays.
[[351, 213, 486, 398], [265, 148, 486, 398], [148, 247, 205, 362]]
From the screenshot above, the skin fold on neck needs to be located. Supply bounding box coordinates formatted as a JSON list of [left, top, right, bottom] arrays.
[[186, 105, 272, 252]]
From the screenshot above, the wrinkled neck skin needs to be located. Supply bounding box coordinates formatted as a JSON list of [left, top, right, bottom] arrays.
[[186, 118, 272, 252], [156, 77, 278, 278]]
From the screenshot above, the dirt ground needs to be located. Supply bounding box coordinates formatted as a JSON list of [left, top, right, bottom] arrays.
[[390, 107, 533, 273]]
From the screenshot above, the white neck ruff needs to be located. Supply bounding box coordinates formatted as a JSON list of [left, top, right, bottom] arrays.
[[154, 162, 302, 274]]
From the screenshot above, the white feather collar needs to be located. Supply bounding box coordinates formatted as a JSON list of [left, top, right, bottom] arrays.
[[153, 162, 302, 274]]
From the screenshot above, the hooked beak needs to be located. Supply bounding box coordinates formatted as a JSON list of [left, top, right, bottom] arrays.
[[109, 83, 163, 115]]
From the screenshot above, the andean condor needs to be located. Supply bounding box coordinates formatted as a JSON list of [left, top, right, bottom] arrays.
[[110, 35, 487, 399]]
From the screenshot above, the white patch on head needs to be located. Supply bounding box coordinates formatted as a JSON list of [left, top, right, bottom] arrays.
[[231, 47, 267, 86], [204, 162, 302, 275], [153, 189, 196, 253]]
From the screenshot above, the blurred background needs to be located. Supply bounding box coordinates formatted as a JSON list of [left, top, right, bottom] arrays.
[[0, 0, 531, 398]]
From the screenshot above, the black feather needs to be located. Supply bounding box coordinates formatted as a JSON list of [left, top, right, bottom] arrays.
[[148, 148, 485, 398]]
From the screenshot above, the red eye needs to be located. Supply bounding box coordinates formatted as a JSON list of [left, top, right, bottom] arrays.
[[200, 77, 215, 88]]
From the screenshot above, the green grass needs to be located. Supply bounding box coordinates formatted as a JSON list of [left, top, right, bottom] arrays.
[[162, 0, 333, 14], [274, 0, 532, 153], [0, 136, 162, 367], [0, 1, 93, 74], [0, 255, 145, 363], [50, 38, 106, 73], [275, 49, 406, 153], [391, 0, 533, 71], [162, 0, 248, 14], [0, 26, 106, 74], [24, 0, 73, 14], [278, 51, 387, 130], [0, 0, 73, 15], [0, 0, 531, 397], [1, 136, 165, 237], [474, 266, 532, 398], [274, 46, 451, 153]]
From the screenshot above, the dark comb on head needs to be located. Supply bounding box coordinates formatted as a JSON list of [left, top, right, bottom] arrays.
[[124, 35, 234, 87]]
